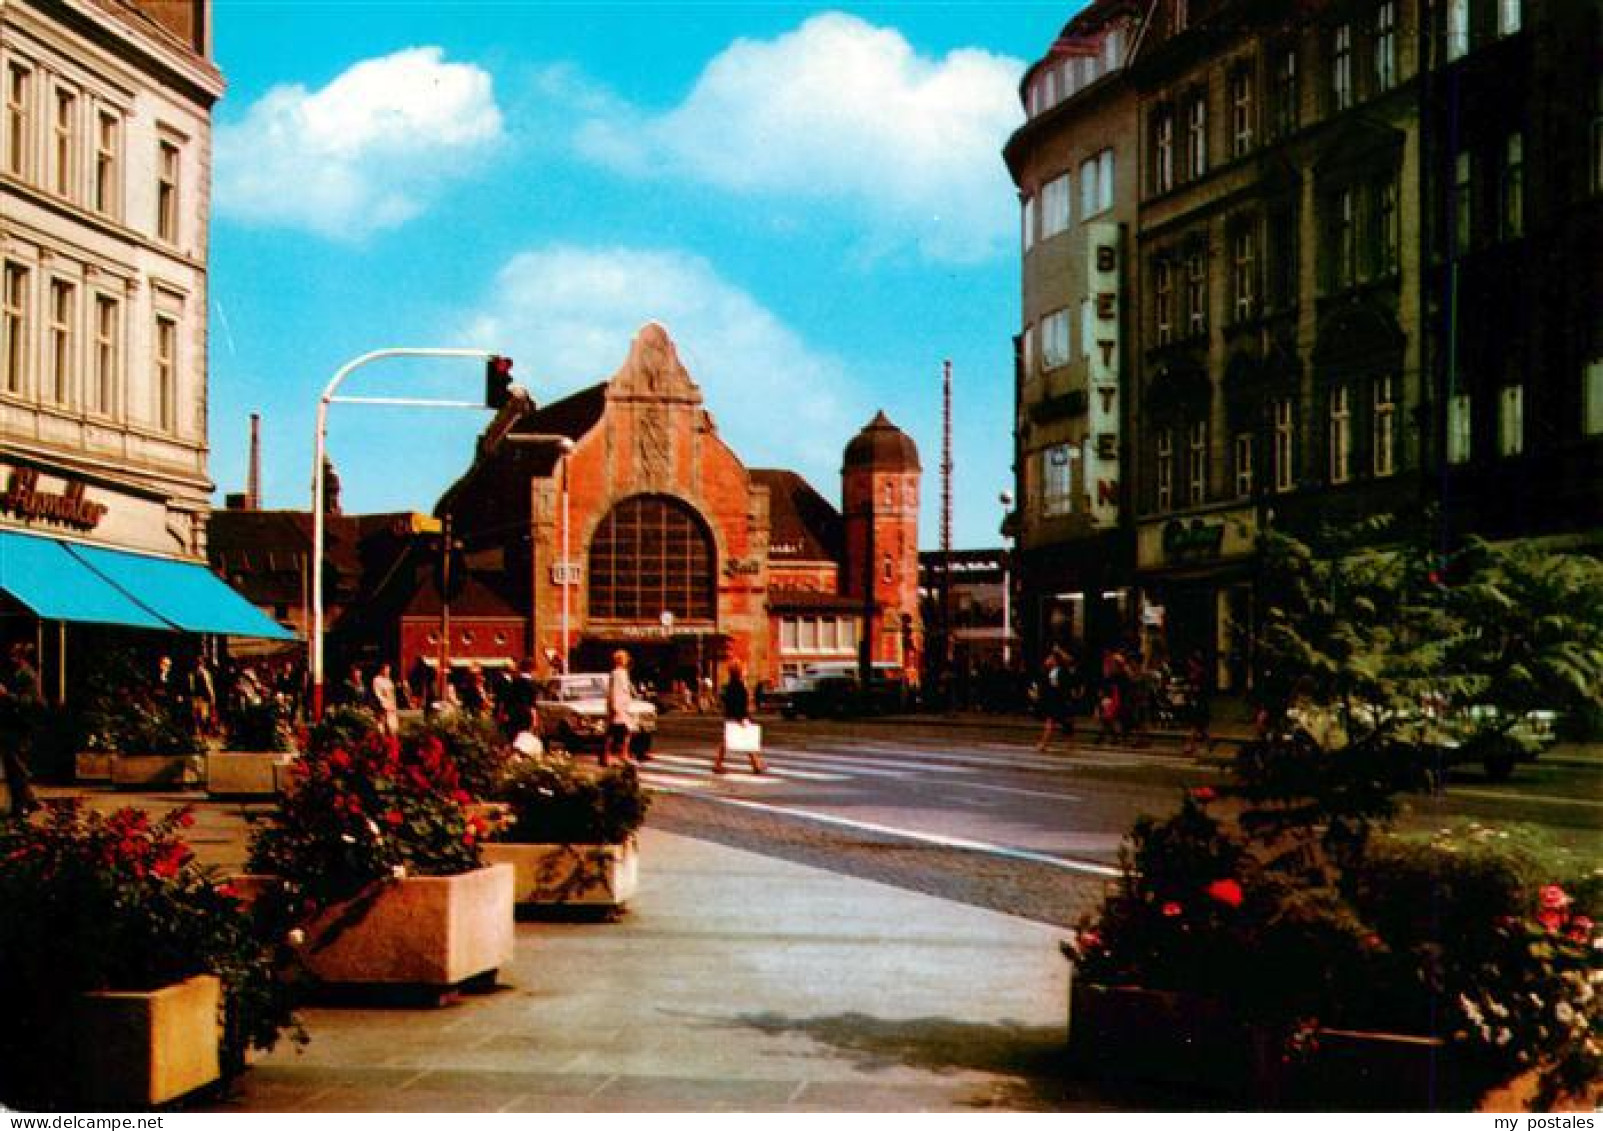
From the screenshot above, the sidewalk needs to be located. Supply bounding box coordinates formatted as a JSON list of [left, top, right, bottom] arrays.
[[193, 826, 1084, 1113]]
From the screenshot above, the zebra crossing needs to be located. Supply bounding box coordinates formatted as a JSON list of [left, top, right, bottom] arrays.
[[638, 733, 1173, 793]]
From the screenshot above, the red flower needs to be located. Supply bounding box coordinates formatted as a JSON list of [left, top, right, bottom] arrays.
[[384, 810, 405, 827], [462, 831, 476, 845], [1540, 884, 1571, 911], [1566, 916, 1594, 944], [329, 750, 351, 771], [1538, 909, 1566, 934], [215, 883, 240, 901], [151, 843, 189, 879], [1162, 901, 1183, 918], [452, 789, 472, 805], [1205, 878, 1244, 908], [1190, 786, 1218, 803], [176, 809, 196, 829]]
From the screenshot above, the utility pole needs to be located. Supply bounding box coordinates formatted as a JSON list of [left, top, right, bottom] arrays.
[[941, 359, 954, 687], [437, 512, 454, 702]]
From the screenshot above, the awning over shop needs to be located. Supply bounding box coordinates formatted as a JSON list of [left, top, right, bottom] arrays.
[[66, 541, 297, 640], [0, 529, 297, 640], [0, 530, 170, 630]]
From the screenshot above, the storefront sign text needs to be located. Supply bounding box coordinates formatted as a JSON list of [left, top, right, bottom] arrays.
[[1162, 518, 1226, 563], [1, 467, 109, 530]]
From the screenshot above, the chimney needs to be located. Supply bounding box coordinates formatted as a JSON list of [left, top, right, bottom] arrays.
[[245, 412, 261, 511]]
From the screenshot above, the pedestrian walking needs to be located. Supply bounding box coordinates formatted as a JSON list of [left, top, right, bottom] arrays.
[[1035, 648, 1079, 752], [1182, 650, 1214, 757], [187, 655, 217, 737], [713, 660, 765, 775], [371, 662, 400, 736], [0, 642, 42, 818], [602, 649, 636, 767], [504, 657, 539, 741]]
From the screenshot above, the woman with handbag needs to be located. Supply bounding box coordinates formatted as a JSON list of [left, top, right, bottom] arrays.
[[713, 660, 764, 775]]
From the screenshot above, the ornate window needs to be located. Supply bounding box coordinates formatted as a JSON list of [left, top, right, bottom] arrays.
[[588, 495, 715, 622]]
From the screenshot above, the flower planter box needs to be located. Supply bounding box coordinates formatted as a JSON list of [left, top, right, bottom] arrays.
[[74, 973, 221, 1108], [298, 864, 514, 990], [483, 837, 639, 914], [75, 751, 113, 782], [112, 754, 205, 790], [206, 751, 293, 799]]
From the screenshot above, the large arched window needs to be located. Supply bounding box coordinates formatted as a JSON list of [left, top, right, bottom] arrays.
[[587, 495, 715, 622]]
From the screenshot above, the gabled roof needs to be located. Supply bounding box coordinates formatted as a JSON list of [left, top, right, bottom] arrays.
[[751, 469, 841, 562]]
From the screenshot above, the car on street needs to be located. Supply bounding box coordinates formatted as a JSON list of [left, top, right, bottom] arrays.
[[774, 662, 907, 719], [1288, 699, 1559, 780], [537, 673, 657, 755]]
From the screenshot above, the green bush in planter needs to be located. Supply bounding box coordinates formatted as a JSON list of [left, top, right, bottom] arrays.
[[304, 703, 382, 756], [0, 802, 301, 1109], [402, 711, 509, 799], [495, 755, 649, 845]]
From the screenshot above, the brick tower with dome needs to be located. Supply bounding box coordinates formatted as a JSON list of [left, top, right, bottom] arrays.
[[841, 411, 924, 679]]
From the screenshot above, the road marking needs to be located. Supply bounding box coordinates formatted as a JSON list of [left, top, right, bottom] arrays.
[[938, 780, 1083, 803], [1451, 788, 1603, 810], [650, 753, 848, 783], [651, 790, 1120, 877]]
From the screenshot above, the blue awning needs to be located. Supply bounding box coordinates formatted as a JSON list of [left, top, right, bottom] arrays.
[[66, 541, 297, 640], [0, 530, 171, 630], [0, 529, 297, 640]]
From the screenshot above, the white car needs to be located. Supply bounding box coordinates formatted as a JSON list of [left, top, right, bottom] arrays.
[[537, 673, 657, 755]]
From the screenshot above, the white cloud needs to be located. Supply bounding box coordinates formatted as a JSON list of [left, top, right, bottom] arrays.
[[574, 13, 1024, 263], [461, 245, 865, 482], [215, 47, 503, 239]]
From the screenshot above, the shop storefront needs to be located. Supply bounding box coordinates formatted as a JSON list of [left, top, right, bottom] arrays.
[[1134, 506, 1258, 692]]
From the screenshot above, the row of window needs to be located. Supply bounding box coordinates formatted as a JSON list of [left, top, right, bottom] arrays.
[[1447, 132, 1527, 254], [0, 260, 181, 432], [4, 55, 185, 242], [1024, 27, 1127, 120], [777, 615, 861, 656], [1021, 149, 1115, 251]]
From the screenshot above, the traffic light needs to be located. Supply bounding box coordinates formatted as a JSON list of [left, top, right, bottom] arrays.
[[485, 355, 515, 409]]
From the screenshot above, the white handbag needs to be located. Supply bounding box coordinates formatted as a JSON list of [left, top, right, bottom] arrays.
[[723, 720, 762, 754]]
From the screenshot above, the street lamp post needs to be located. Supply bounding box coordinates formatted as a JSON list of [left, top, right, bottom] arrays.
[[310, 347, 508, 718], [999, 490, 1014, 669]]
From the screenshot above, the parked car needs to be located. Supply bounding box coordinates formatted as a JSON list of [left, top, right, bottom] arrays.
[[1287, 699, 1559, 780], [537, 673, 657, 755], [777, 662, 906, 719]]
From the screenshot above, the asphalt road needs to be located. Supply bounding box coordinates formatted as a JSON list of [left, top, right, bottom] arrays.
[[636, 712, 1603, 928]]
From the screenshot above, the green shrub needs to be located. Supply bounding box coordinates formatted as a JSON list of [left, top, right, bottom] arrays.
[[496, 755, 649, 845], [402, 711, 509, 799]]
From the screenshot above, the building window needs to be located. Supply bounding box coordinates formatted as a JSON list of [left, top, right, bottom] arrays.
[[1022, 322, 1035, 377], [1373, 375, 1396, 477], [1022, 194, 1036, 252], [1498, 0, 1521, 36], [797, 616, 817, 652], [1154, 260, 1174, 345], [1153, 106, 1175, 194], [154, 314, 177, 432], [1042, 444, 1074, 517], [91, 293, 119, 416], [1041, 308, 1071, 369], [780, 618, 798, 652], [1330, 187, 1357, 289], [1231, 226, 1256, 321], [1498, 384, 1524, 456], [47, 279, 74, 406], [1447, 392, 1472, 464], [1452, 151, 1473, 254], [1273, 47, 1299, 137], [1328, 385, 1352, 483], [5, 63, 31, 178], [1374, 2, 1397, 91], [157, 139, 180, 243], [1042, 173, 1071, 238], [1585, 360, 1603, 436], [1230, 69, 1253, 157], [1156, 428, 1174, 511], [1501, 132, 1523, 240], [1447, 0, 1470, 60], [1273, 399, 1296, 491], [588, 494, 716, 622], [1080, 297, 1092, 361], [93, 110, 119, 217], [1186, 92, 1208, 179], [1080, 149, 1114, 216], [1185, 247, 1207, 336], [52, 86, 76, 198], [1331, 24, 1353, 112], [1186, 420, 1208, 505], [1233, 431, 1254, 498], [1374, 175, 1399, 274], [1593, 75, 1603, 196], [2, 263, 27, 395]]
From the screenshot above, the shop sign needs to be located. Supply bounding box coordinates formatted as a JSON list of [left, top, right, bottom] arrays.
[[550, 561, 583, 585], [616, 623, 719, 639], [0, 466, 109, 530], [723, 557, 761, 578], [1085, 224, 1121, 529], [1162, 518, 1227, 563]]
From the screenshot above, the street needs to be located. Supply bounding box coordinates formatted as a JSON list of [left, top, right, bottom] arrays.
[[639, 712, 1603, 928]]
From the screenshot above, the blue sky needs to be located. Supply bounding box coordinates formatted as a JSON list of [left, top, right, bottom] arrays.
[[207, 2, 1074, 548]]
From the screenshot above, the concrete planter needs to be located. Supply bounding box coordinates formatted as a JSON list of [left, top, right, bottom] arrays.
[[483, 837, 639, 913], [75, 973, 221, 1108], [75, 751, 113, 782], [1067, 978, 1267, 1096], [112, 754, 205, 790], [207, 751, 293, 799], [299, 864, 515, 990]]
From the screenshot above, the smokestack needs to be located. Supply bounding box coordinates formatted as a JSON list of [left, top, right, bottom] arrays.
[[246, 413, 262, 511]]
